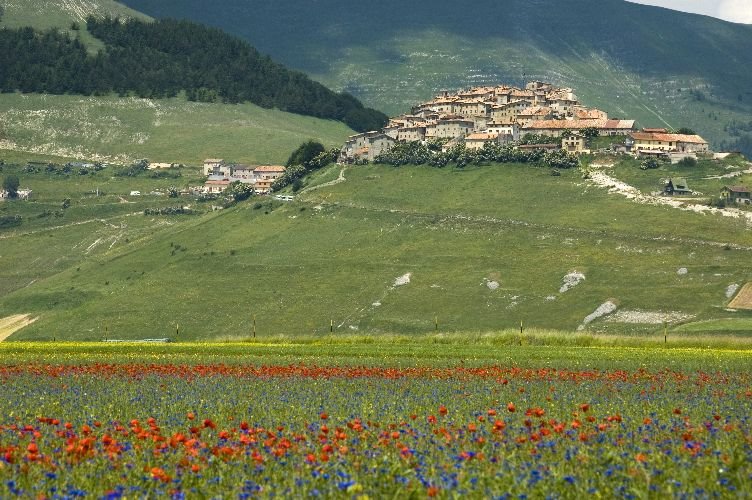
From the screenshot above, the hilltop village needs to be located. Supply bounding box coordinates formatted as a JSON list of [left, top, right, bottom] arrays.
[[340, 81, 710, 163]]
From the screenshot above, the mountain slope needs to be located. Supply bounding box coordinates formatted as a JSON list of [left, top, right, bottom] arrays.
[[120, 0, 752, 152]]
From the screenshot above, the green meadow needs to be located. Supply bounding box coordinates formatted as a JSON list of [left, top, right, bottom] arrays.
[[0, 93, 354, 165], [3, 153, 752, 341]]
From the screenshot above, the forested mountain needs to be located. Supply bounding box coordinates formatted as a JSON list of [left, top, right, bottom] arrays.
[[120, 0, 752, 156], [0, 16, 387, 132]]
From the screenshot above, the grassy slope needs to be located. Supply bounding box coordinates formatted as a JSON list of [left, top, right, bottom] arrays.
[[0, 94, 354, 164], [3, 157, 752, 341]]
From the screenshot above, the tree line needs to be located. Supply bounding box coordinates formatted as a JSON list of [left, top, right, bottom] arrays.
[[373, 140, 580, 170], [0, 17, 387, 132]]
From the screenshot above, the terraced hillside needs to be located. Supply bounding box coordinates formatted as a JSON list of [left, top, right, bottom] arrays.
[[121, 0, 752, 153], [3, 153, 752, 340]]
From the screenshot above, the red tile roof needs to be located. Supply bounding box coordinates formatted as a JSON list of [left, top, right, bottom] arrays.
[[630, 132, 707, 144]]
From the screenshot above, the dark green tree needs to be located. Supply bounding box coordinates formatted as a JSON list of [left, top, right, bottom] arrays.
[[226, 181, 253, 201], [581, 127, 600, 142], [286, 140, 325, 167], [3, 174, 19, 198], [675, 127, 696, 135]]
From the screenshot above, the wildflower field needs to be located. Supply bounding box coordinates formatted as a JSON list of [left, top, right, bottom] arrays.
[[0, 342, 750, 498]]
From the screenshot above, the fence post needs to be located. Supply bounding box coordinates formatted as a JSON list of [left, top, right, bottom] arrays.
[[176, 323, 179, 339], [330, 319, 333, 333], [664, 321, 667, 344], [253, 314, 256, 339], [435, 316, 438, 332]]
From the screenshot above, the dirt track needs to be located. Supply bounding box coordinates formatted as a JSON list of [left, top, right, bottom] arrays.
[[728, 283, 752, 310], [0, 314, 38, 341]]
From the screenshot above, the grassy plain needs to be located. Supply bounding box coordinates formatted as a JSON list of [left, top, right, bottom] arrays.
[[3, 153, 752, 340]]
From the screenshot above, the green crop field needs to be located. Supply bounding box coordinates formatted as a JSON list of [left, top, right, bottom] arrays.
[[1, 339, 751, 370], [3, 151, 752, 341], [0, 94, 355, 165]]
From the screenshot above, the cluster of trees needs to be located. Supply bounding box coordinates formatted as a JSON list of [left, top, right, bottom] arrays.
[[272, 141, 338, 192], [374, 141, 580, 170], [0, 18, 387, 132], [0, 215, 22, 229], [225, 181, 253, 202]]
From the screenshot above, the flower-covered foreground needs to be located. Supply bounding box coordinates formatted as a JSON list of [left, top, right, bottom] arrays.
[[0, 363, 751, 498]]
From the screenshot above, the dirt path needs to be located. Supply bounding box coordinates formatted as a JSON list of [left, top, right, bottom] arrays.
[[0, 314, 38, 341], [301, 167, 347, 194], [0, 213, 139, 240], [728, 283, 752, 309]]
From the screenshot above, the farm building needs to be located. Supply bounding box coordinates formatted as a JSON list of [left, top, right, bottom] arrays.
[[664, 178, 691, 196], [721, 186, 752, 204]]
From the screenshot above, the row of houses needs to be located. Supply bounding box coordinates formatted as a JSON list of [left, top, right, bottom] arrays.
[[340, 81, 639, 162], [202, 159, 286, 194]]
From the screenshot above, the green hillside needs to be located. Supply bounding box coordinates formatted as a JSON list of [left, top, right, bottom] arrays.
[[3, 154, 752, 340], [0, 93, 354, 164], [0, 0, 149, 51], [0, 0, 358, 164], [120, 0, 752, 154]]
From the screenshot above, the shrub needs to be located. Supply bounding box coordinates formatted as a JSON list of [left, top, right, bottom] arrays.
[[640, 158, 660, 170], [0, 214, 22, 228], [676, 157, 697, 168]]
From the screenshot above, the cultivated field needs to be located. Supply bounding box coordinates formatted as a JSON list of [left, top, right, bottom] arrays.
[[0, 341, 749, 497]]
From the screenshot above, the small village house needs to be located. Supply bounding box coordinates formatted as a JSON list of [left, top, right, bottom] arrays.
[[664, 178, 691, 196], [427, 119, 475, 140], [252, 166, 286, 194], [464, 132, 500, 150], [516, 106, 554, 125], [562, 133, 589, 154], [397, 125, 427, 142], [203, 159, 229, 176], [629, 131, 709, 154], [522, 119, 635, 138], [231, 164, 256, 182], [203, 179, 230, 194], [721, 186, 752, 204], [491, 99, 532, 122], [485, 123, 520, 142], [340, 131, 396, 162]]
